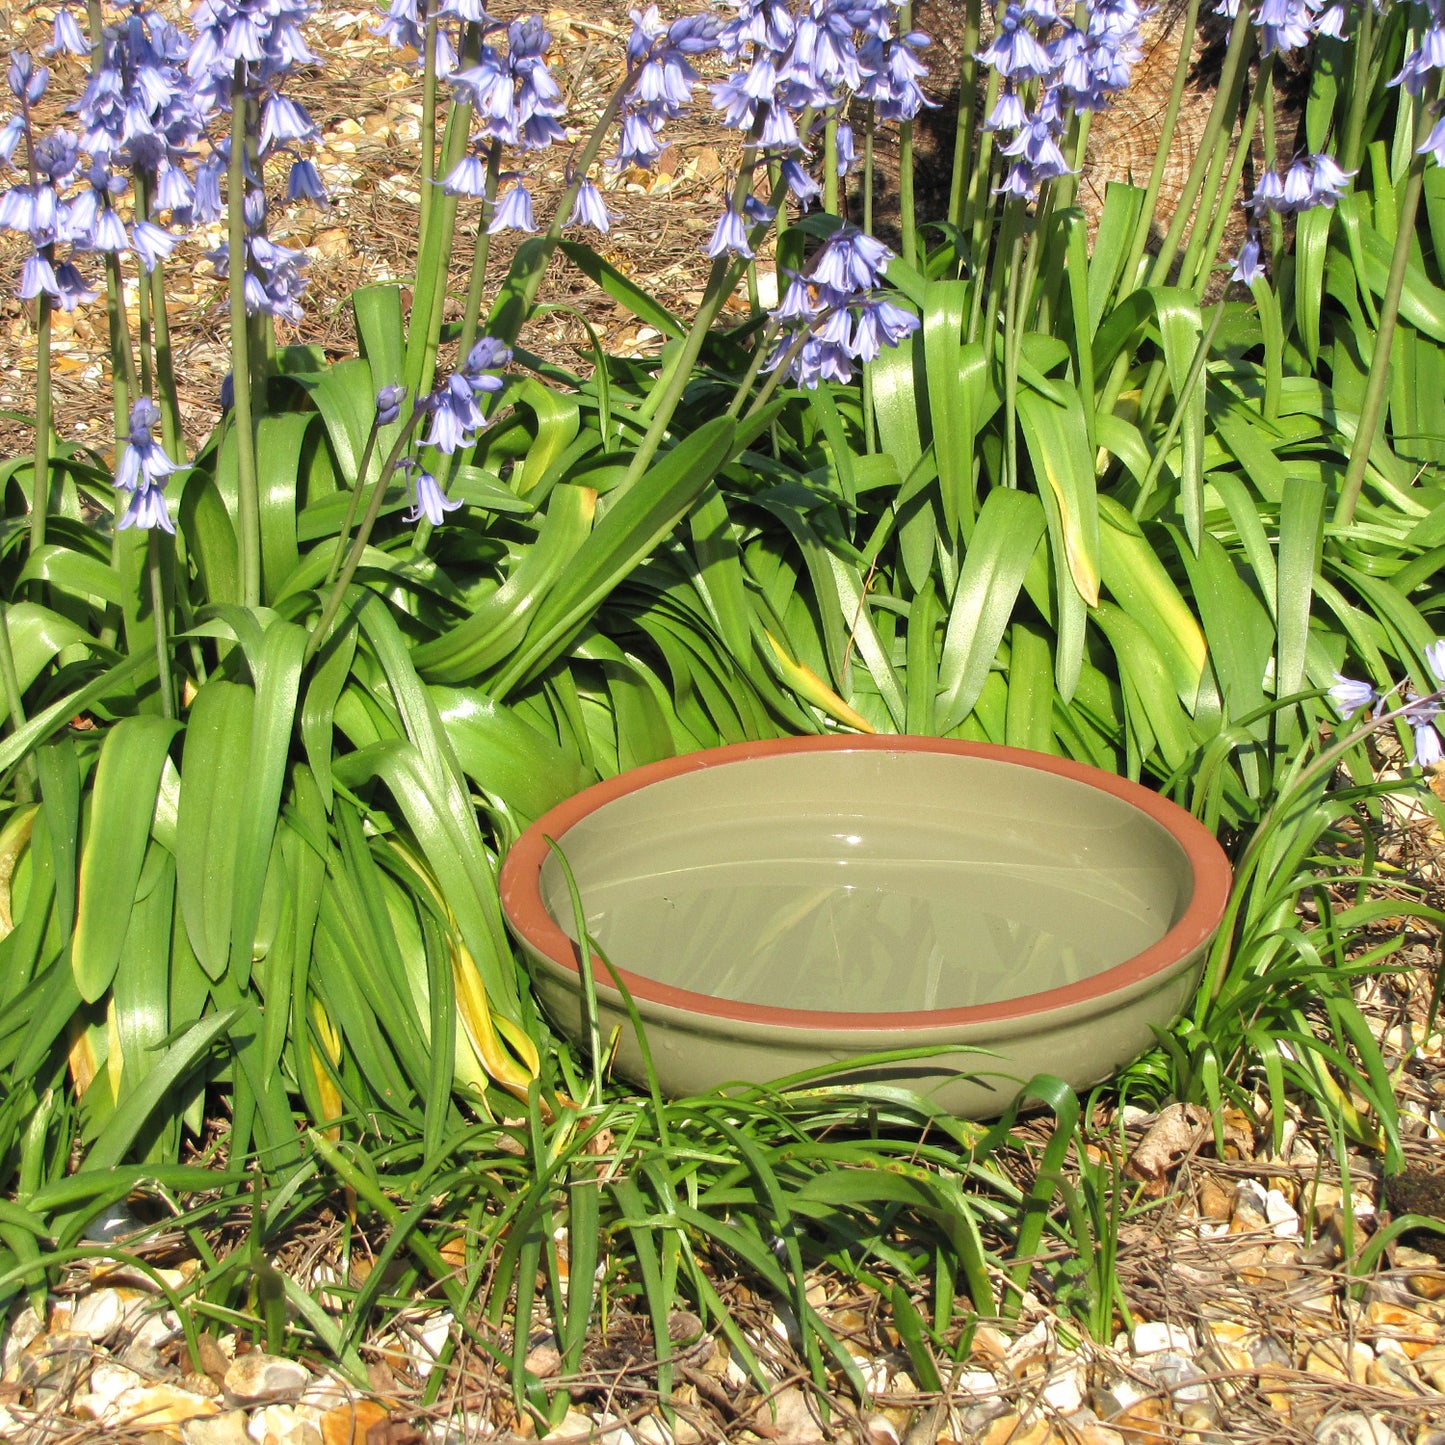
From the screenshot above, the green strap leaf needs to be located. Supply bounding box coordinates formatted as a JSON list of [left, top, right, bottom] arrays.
[[73, 715, 181, 1004], [176, 678, 254, 980], [556, 240, 686, 339], [1097, 496, 1207, 706], [412, 486, 594, 684], [492, 417, 740, 695], [936, 489, 1047, 733]]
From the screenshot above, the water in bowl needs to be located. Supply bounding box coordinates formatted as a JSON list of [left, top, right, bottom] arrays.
[[573, 852, 1175, 1014]]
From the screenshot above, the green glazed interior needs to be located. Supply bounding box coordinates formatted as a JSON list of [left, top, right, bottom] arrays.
[[536, 749, 1195, 1015]]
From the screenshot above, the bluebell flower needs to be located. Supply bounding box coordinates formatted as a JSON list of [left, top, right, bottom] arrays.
[[705, 206, 754, 259], [811, 224, 892, 293], [1249, 152, 1354, 218], [1414, 718, 1445, 769], [1390, 8, 1445, 95], [1255, 0, 1314, 56], [775, 273, 819, 323], [0, 114, 24, 165], [404, 466, 464, 527], [565, 179, 613, 232], [118, 482, 176, 533], [1327, 673, 1376, 714], [132, 219, 176, 271], [1305, 152, 1355, 207], [443, 153, 491, 198], [375, 0, 425, 54], [33, 129, 81, 186], [451, 46, 515, 129], [375, 386, 407, 427], [211, 227, 312, 321], [80, 205, 129, 254], [743, 192, 777, 225], [424, 376, 485, 454], [18, 253, 58, 301], [438, 0, 497, 22], [508, 17, 567, 150], [1427, 639, 1445, 685], [1019, 0, 1062, 26], [856, 28, 932, 122], [42, 7, 92, 58], [192, 156, 225, 224], [52, 259, 97, 312], [1281, 158, 1314, 211], [8, 54, 49, 106], [1, 181, 61, 245], [449, 16, 566, 156], [977, 6, 1053, 81], [459, 335, 512, 389], [154, 161, 195, 217], [997, 116, 1073, 185], [1229, 231, 1264, 285], [1420, 114, 1445, 168], [487, 183, 537, 234], [986, 89, 1029, 131], [75, 9, 206, 173], [115, 397, 180, 497], [259, 92, 319, 152], [851, 294, 919, 362], [614, 110, 665, 168], [1315, 4, 1348, 39], [286, 157, 327, 204]]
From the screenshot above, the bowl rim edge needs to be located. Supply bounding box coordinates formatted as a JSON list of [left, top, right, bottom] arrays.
[[498, 735, 1233, 1031]]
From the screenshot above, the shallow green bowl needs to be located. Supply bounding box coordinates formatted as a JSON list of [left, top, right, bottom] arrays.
[[499, 736, 1232, 1117]]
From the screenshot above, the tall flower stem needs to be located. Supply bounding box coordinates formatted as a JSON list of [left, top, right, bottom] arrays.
[[948, 0, 982, 232], [30, 289, 53, 556], [861, 106, 876, 450], [453, 141, 504, 371], [324, 427, 384, 588], [823, 112, 839, 216], [148, 259, 183, 463], [136, 254, 156, 401], [725, 320, 779, 418], [228, 64, 263, 608], [1335, 102, 1439, 527], [1143, 0, 1251, 288], [413, 144, 503, 556], [619, 133, 775, 490], [138, 173, 184, 461], [485, 65, 674, 351], [305, 411, 428, 665], [896, 2, 916, 271], [419, 9, 440, 240], [1340, 1, 1375, 176], [103, 253, 137, 437], [962, 63, 1003, 324], [1000, 213, 1027, 490], [1182, 60, 1268, 294], [148, 532, 175, 721], [404, 22, 481, 408]]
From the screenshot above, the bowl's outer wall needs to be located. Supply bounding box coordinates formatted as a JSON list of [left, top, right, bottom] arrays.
[[500, 737, 1233, 1117], [521, 938, 1206, 1117]]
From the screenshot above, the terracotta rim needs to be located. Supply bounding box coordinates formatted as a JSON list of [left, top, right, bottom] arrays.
[[499, 736, 1233, 1032]]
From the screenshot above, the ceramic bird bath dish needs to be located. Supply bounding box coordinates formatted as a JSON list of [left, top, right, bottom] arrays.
[[499, 736, 1232, 1117]]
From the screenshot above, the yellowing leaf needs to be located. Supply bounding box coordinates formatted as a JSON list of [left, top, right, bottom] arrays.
[[310, 999, 344, 1140], [764, 631, 876, 733], [0, 804, 37, 938]]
